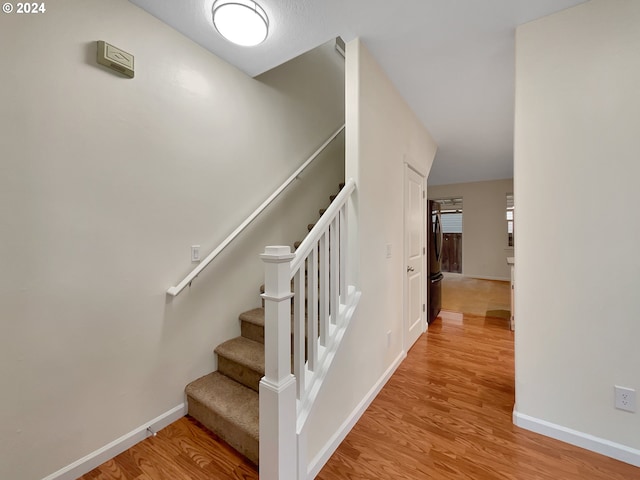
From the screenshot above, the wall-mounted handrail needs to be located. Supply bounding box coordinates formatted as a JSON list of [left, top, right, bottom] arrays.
[[167, 124, 345, 297]]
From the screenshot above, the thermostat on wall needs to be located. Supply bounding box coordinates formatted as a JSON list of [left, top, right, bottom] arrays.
[[97, 41, 135, 78]]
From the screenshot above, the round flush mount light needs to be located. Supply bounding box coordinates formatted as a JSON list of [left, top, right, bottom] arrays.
[[212, 0, 269, 47]]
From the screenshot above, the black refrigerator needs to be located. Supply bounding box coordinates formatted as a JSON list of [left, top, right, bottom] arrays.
[[428, 200, 443, 324]]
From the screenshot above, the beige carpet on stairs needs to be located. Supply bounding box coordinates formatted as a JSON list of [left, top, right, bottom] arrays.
[[186, 372, 259, 465]]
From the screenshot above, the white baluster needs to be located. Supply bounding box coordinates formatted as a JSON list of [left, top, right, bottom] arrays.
[[330, 218, 339, 325], [294, 265, 306, 400], [259, 246, 297, 480], [339, 205, 348, 302], [308, 243, 319, 372], [319, 232, 329, 346]]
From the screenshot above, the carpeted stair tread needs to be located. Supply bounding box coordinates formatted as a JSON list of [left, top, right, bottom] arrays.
[[185, 371, 259, 464], [240, 309, 264, 345], [215, 337, 265, 391], [239, 308, 265, 327], [216, 336, 265, 374]]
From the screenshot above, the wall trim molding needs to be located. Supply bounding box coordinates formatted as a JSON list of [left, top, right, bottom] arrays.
[[306, 350, 407, 479], [42, 403, 187, 480], [513, 410, 640, 468]]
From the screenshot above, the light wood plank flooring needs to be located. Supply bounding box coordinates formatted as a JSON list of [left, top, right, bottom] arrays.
[[79, 277, 639, 479], [317, 310, 637, 479], [79, 417, 258, 480], [441, 273, 511, 318]]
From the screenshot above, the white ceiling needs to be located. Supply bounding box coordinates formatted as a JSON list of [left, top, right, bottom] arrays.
[[129, 0, 587, 185]]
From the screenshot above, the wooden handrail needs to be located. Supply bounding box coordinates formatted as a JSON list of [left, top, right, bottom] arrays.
[[167, 124, 345, 297]]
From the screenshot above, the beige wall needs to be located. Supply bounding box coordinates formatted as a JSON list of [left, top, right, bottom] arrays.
[[0, 1, 345, 478], [304, 38, 438, 471], [429, 178, 514, 280], [514, 0, 640, 462]]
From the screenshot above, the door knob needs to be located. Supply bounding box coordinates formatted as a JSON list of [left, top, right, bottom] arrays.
[[407, 266, 415, 272]]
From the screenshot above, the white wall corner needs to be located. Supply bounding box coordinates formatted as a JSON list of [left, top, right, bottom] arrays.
[[513, 410, 640, 468], [306, 350, 407, 479], [42, 404, 187, 480]]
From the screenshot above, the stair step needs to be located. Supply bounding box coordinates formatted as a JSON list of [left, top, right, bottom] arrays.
[[215, 337, 264, 392], [294, 240, 302, 249], [307, 223, 315, 232], [329, 194, 337, 202], [186, 372, 259, 465], [240, 308, 266, 344]]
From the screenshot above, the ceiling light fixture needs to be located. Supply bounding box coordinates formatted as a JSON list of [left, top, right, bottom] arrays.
[[212, 0, 269, 47]]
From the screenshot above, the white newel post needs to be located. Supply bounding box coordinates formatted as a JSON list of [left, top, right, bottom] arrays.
[[260, 246, 298, 480]]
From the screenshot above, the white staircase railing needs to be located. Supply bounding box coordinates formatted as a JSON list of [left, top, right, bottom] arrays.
[[260, 178, 360, 480], [166, 125, 345, 297]]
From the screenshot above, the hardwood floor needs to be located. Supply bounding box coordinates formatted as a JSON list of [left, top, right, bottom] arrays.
[[441, 273, 511, 318], [78, 417, 258, 480], [317, 311, 638, 479], [79, 277, 639, 479]]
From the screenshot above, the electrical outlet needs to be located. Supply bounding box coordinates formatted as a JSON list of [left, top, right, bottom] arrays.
[[614, 386, 636, 413], [191, 245, 201, 262]]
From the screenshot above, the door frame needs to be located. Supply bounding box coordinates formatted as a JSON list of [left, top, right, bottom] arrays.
[[403, 160, 427, 352]]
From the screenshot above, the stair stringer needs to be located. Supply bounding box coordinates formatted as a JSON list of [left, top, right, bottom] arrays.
[[294, 288, 361, 479]]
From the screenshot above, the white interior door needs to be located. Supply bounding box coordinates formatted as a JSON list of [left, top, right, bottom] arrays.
[[404, 165, 426, 350]]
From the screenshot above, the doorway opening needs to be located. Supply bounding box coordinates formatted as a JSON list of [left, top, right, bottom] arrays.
[[433, 197, 463, 274]]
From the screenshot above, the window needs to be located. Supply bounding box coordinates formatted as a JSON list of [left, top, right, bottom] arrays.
[[437, 198, 463, 233], [506, 193, 514, 247]]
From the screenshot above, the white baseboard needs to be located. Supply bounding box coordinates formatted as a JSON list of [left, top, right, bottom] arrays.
[[42, 403, 187, 480], [306, 350, 407, 479], [513, 410, 640, 468], [467, 274, 510, 282]]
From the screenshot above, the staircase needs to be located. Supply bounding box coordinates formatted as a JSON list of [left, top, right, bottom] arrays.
[[184, 183, 345, 466]]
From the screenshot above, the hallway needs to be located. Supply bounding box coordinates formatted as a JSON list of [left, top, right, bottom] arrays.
[[317, 277, 637, 479]]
